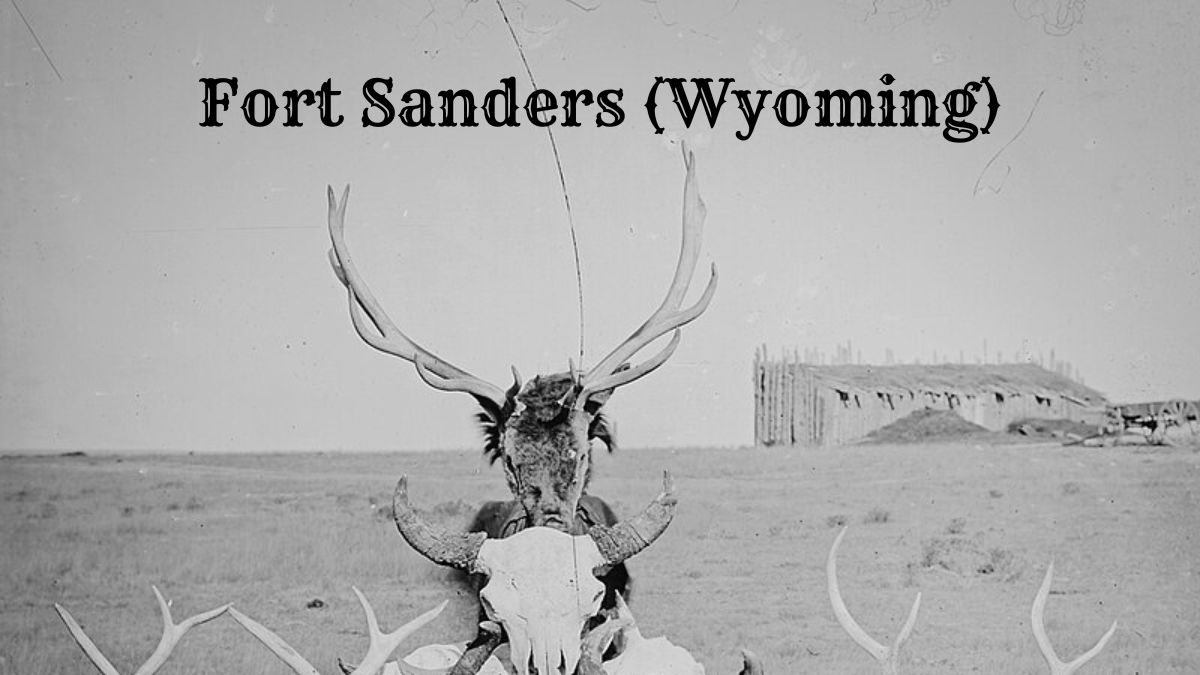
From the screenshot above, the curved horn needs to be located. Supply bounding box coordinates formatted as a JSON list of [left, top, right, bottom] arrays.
[[738, 649, 765, 675], [588, 471, 678, 566], [578, 614, 635, 675], [392, 476, 487, 573]]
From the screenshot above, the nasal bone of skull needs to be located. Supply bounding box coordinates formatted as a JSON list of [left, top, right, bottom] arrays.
[[476, 528, 607, 675]]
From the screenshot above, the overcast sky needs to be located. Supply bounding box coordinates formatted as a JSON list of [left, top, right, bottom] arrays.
[[2, 0, 1197, 452]]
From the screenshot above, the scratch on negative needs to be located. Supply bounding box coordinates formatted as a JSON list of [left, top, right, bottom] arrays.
[[973, 89, 1044, 196], [10, 0, 64, 82]]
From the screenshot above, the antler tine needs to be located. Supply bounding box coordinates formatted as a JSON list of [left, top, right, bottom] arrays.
[[55, 586, 228, 675], [577, 144, 718, 403], [576, 331, 681, 407], [348, 588, 447, 675], [231, 590, 445, 675], [827, 528, 921, 674], [134, 587, 229, 675], [227, 606, 322, 675], [1031, 561, 1118, 675], [326, 185, 508, 410], [54, 603, 121, 675]]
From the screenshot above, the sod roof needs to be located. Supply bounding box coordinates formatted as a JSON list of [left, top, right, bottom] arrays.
[[802, 363, 1107, 405]]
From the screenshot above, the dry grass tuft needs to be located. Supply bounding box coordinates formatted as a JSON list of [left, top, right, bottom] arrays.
[[862, 507, 891, 524]]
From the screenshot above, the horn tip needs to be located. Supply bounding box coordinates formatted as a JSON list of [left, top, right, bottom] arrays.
[[660, 470, 677, 498]]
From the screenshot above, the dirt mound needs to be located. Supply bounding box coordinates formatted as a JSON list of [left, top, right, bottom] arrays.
[[865, 408, 989, 444], [913, 533, 1023, 583], [1007, 417, 1099, 440]]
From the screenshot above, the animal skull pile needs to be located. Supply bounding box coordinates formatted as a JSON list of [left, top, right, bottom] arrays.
[[323, 142, 716, 674]]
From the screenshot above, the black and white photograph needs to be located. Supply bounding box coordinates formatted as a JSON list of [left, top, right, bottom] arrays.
[[2, 1, 1198, 673]]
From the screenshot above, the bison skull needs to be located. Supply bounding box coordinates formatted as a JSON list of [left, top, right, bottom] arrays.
[[476, 527, 607, 675], [391, 473, 677, 675]]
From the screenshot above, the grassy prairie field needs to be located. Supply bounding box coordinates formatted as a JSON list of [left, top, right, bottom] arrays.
[[2, 439, 1198, 674]]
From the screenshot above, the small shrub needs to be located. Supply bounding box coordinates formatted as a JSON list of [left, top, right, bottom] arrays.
[[977, 547, 1021, 582], [919, 537, 949, 570], [185, 496, 204, 511], [863, 507, 891, 524], [1061, 482, 1081, 496], [917, 536, 1023, 582], [166, 502, 181, 512], [988, 489, 1003, 499], [120, 506, 135, 518], [825, 514, 848, 528], [8, 488, 34, 502], [945, 517, 967, 535], [372, 504, 396, 522]]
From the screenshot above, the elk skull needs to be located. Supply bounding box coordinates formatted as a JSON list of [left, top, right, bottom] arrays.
[[391, 473, 677, 675]]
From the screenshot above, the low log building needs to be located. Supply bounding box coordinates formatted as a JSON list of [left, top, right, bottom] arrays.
[[753, 348, 1108, 446]]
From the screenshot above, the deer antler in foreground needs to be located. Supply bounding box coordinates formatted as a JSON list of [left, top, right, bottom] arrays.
[[54, 586, 228, 675], [827, 528, 922, 675], [228, 587, 447, 675], [1031, 561, 1118, 675]]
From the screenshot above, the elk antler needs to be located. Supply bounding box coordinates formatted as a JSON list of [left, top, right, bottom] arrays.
[[54, 586, 228, 675], [574, 144, 718, 409], [1030, 561, 1118, 675], [229, 587, 447, 675], [826, 528, 921, 675], [326, 185, 516, 413]]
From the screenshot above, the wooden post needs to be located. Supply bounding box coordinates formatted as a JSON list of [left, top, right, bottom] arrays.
[[752, 346, 760, 445], [771, 357, 782, 444], [783, 352, 794, 445], [753, 345, 765, 445]]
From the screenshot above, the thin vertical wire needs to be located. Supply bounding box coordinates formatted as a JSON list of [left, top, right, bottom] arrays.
[[494, 0, 586, 367]]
